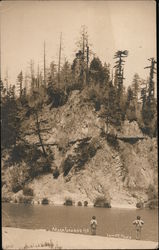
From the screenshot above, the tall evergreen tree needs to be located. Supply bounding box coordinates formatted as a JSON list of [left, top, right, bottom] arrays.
[[113, 50, 128, 124], [139, 58, 157, 136], [17, 71, 23, 98], [1, 86, 20, 148], [145, 58, 157, 102], [89, 57, 104, 84], [132, 73, 140, 103], [113, 50, 128, 98]]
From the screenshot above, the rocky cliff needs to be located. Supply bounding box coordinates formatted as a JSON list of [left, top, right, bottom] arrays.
[[2, 90, 158, 207]]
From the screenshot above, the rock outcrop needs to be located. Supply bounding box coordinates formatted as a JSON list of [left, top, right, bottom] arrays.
[[2, 90, 158, 207]]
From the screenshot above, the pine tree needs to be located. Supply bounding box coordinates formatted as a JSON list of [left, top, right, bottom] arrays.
[[1, 86, 20, 148], [141, 58, 157, 136], [89, 57, 104, 84], [27, 90, 52, 171], [71, 50, 84, 85], [17, 71, 23, 98], [74, 25, 93, 85], [30, 60, 35, 93], [113, 50, 128, 124], [125, 86, 136, 121], [113, 50, 128, 98], [144, 58, 157, 102], [132, 73, 140, 103], [50, 61, 57, 83]]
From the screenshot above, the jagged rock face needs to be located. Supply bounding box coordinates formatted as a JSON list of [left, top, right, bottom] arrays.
[[2, 90, 158, 207]]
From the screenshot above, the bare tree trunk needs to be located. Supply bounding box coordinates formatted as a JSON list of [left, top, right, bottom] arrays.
[[44, 41, 46, 86], [86, 43, 89, 84], [58, 33, 62, 84], [35, 110, 47, 158]]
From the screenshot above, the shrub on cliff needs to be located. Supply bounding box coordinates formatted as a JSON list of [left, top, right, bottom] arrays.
[[42, 198, 49, 205], [136, 201, 144, 209], [47, 84, 68, 108], [145, 184, 158, 209], [146, 184, 157, 200], [52, 167, 60, 179], [66, 82, 83, 93], [62, 138, 101, 177], [77, 201, 82, 206], [74, 137, 101, 168], [94, 196, 111, 208], [23, 186, 34, 196], [106, 132, 118, 149], [64, 198, 73, 206], [145, 199, 158, 209], [62, 155, 75, 176], [8, 162, 30, 193], [19, 195, 33, 204], [7, 143, 51, 178], [84, 201, 88, 207]]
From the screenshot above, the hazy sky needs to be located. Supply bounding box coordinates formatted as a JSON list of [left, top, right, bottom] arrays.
[[1, 0, 156, 87]]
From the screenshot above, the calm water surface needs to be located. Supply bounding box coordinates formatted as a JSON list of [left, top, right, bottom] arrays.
[[2, 203, 158, 242]]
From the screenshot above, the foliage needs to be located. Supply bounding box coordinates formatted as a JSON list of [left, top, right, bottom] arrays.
[[52, 167, 60, 179], [66, 82, 83, 93], [86, 86, 102, 111], [23, 240, 62, 249], [64, 198, 73, 206], [8, 143, 29, 163], [113, 50, 128, 124], [47, 83, 68, 108], [23, 186, 34, 196], [75, 138, 100, 167], [42, 198, 49, 205], [62, 155, 75, 177], [17, 71, 23, 98], [94, 196, 111, 208], [8, 162, 30, 193], [139, 58, 157, 137], [1, 89, 20, 148], [62, 138, 101, 177], [132, 73, 140, 101], [125, 86, 137, 121], [89, 57, 106, 84], [60, 61, 72, 87], [145, 199, 158, 209], [144, 184, 158, 209], [7, 142, 51, 179], [77, 201, 82, 206], [1, 27, 157, 202], [146, 184, 157, 200], [106, 132, 118, 149], [136, 201, 144, 209], [84, 200, 88, 206], [2, 197, 11, 203], [18, 195, 33, 204]]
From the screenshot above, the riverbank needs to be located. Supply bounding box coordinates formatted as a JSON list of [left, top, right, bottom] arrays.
[[2, 227, 158, 249], [2, 200, 137, 209]]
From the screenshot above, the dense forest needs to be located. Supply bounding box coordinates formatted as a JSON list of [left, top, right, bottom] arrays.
[[1, 27, 157, 206]]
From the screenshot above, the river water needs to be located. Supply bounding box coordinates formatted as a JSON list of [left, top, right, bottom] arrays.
[[2, 203, 158, 242]]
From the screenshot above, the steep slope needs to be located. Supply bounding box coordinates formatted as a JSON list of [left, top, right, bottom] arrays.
[[2, 90, 158, 207]]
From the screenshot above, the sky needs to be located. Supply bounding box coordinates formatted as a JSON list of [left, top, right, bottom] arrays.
[[1, 0, 157, 88]]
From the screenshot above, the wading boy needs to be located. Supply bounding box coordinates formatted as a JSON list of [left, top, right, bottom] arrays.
[[133, 216, 144, 240], [90, 216, 97, 235]]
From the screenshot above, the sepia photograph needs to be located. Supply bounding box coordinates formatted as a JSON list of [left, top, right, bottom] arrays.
[[1, 0, 158, 249]]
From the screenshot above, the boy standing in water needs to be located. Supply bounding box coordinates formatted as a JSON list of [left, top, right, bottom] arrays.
[[133, 216, 144, 240], [90, 216, 97, 235]]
